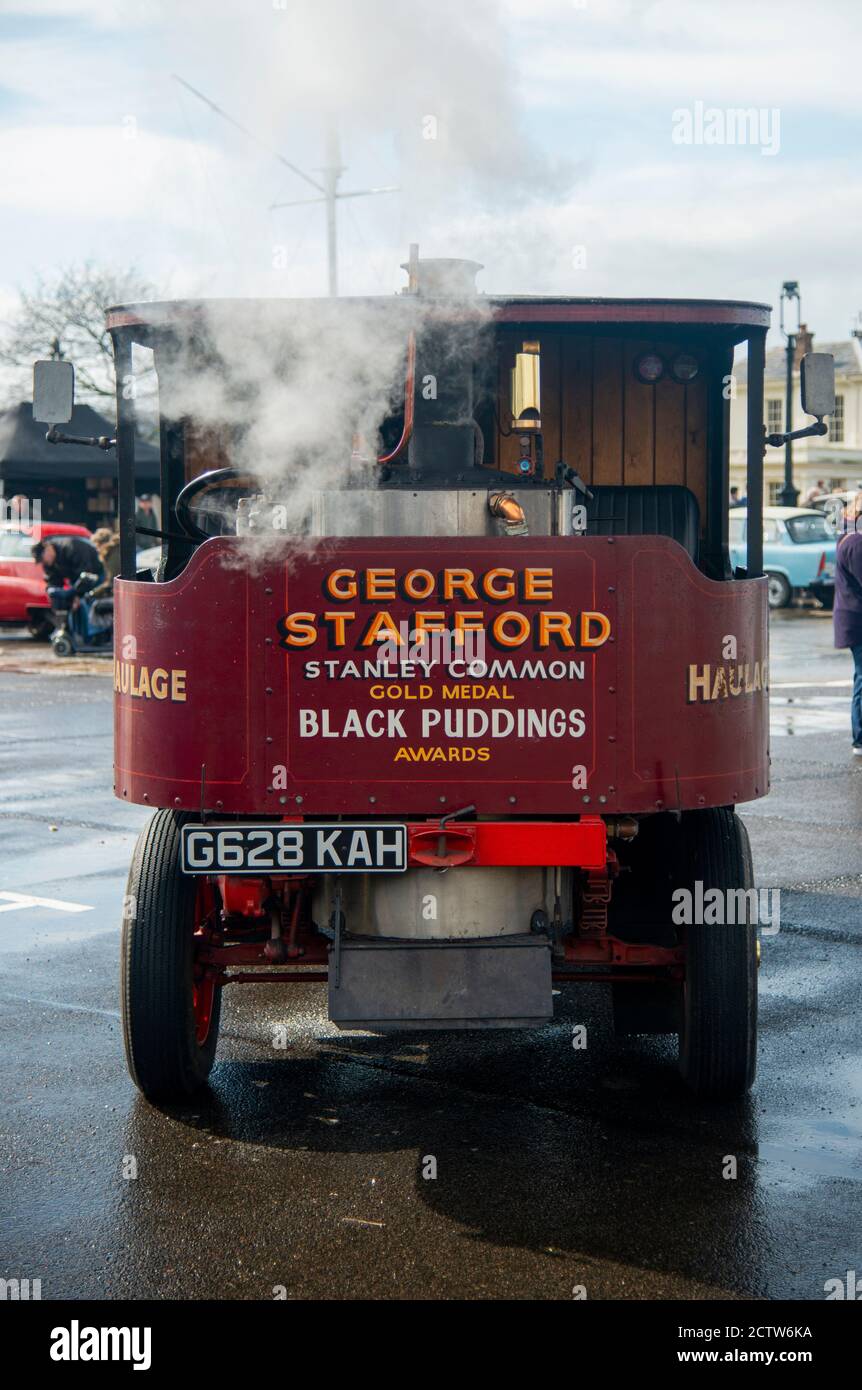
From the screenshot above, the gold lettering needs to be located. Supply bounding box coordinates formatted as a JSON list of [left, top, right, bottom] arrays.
[[688, 664, 711, 702]]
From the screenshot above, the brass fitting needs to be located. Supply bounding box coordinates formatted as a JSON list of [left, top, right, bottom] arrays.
[[604, 816, 639, 841]]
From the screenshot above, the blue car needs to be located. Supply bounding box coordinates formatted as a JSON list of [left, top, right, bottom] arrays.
[[729, 506, 836, 609]]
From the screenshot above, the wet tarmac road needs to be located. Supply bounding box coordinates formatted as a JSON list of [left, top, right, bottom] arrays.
[[1, 610, 860, 1301]]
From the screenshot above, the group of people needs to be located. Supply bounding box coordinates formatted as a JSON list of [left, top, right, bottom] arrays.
[[26, 492, 159, 646], [31, 528, 120, 646], [730, 479, 828, 508]]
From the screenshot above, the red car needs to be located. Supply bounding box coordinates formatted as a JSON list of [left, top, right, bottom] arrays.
[[0, 521, 92, 638]]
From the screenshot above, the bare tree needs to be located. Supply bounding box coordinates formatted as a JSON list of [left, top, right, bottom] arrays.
[[0, 263, 157, 407]]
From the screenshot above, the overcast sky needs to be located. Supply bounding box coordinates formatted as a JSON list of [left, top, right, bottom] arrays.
[[1, 0, 861, 346]]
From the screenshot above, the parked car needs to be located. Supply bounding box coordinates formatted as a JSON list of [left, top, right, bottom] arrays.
[[809, 490, 862, 535], [729, 506, 836, 609], [0, 521, 92, 638], [136, 544, 161, 574]]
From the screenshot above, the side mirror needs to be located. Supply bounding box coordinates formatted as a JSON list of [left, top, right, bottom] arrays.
[[800, 352, 835, 419], [33, 360, 74, 424]]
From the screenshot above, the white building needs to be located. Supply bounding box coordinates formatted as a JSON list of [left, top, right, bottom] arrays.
[[730, 326, 862, 503]]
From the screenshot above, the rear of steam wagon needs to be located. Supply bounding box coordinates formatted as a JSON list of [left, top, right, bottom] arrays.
[[108, 261, 773, 1103]]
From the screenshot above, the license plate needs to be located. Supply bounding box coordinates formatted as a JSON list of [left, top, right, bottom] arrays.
[[180, 822, 407, 875]]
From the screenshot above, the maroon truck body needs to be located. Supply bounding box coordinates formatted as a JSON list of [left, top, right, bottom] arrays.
[[114, 535, 768, 817]]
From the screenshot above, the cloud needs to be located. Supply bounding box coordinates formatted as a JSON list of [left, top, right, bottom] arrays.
[[0, 123, 228, 223], [0, 0, 859, 338], [1, 1, 148, 26], [514, 1, 862, 116]]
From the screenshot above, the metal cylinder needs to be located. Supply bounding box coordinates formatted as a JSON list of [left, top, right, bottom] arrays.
[[399, 257, 483, 298], [313, 866, 567, 941]]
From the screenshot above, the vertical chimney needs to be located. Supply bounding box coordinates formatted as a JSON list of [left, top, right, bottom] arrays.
[[400, 256, 483, 298], [794, 323, 814, 366]]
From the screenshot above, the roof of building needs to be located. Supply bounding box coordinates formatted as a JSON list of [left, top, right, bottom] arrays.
[[735, 337, 862, 386], [0, 401, 158, 481]]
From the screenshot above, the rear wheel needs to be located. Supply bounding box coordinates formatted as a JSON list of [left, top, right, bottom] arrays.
[[678, 809, 757, 1099], [766, 572, 792, 609], [610, 809, 757, 1099], [121, 810, 222, 1102]]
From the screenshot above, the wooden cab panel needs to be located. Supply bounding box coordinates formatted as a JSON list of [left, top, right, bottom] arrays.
[[494, 327, 710, 536]]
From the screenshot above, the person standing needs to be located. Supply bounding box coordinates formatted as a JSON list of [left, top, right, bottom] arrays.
[[90, 528, 120, 597], [833, 492, 862, 755], [134, 495, 157, 539]]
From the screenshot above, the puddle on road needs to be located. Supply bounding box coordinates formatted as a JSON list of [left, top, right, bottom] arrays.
[[757, 1139, 862, 1182], [770, 695, 853, 738]]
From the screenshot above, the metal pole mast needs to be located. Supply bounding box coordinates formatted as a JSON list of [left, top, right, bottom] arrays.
[[173, 77, 397, 297], [778, 280, 800, 508], [322, 125, 344, 297]]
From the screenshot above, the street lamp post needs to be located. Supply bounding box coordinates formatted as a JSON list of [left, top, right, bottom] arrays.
[[777, 280, 800, 507]]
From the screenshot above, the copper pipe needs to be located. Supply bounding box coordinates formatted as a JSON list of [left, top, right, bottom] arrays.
[[488, 492, 526, 524], [377, 332, 416, 464], [604, 817, 639, 841]]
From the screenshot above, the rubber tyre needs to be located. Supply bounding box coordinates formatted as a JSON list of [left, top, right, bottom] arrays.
[[678, 808, 757, 1100], [121, 810, 221, 1102], [27, 617, 53, 641], [51, 633, 74, 657], [766, 572, 792, 609]]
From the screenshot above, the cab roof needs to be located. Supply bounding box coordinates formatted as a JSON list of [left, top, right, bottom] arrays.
[[106, 295, 771, 337]]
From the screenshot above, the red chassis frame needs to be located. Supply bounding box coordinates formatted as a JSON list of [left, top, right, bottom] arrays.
[[191, 817, 680, 1001]]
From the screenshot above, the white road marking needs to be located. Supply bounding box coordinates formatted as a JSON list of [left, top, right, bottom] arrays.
[[0, 891, 93, 915], [0, 992, 119, 1020]]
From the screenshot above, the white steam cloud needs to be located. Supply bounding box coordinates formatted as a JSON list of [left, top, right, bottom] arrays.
[[154, 284, 493, 560], [137, 0, 565, 557]]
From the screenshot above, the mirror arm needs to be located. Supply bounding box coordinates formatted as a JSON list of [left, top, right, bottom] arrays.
[[765, 418, 828, 448], [45, 426, 116, 451]]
